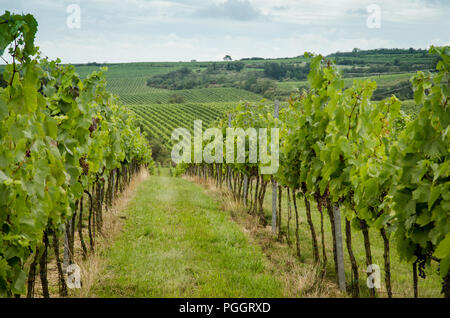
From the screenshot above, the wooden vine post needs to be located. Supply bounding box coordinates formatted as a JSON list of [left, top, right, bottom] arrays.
[[242, 114, 249, 206], [333, 205, 346, 292], [271, 100, 280, 235], [243, 175, 249, 206], [227, 114, 233, 191], [63, 223, 71, 271]]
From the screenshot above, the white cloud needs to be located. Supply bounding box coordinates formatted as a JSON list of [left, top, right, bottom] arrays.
[[193, 0, 264, 21], [0, 0, 448, 63]]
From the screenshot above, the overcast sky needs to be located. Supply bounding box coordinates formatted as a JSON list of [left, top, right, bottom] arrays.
[[1, 0, 449, 63]]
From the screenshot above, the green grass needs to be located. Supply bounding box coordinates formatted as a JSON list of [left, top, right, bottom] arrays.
[[156, 167, 173, 177], [92, 176, 284, 297]]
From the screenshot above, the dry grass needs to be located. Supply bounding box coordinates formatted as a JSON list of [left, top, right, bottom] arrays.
[[74, 168, 149, 297], [34, 168, 149, 298], [185, 176, 344, 298]]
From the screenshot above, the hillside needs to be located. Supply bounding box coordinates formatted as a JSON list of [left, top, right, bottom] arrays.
[[66, 48, 434, 163]]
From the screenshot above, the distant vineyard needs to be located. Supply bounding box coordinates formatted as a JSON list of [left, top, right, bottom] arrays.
[[277, 73, 414, 92], [119, 87, 264, 104], [105, 77, 264, 104], [75, 64, 180, 79], [107, 77, 161, 95], [106, 77, 265, 148], [129, 103, 237, 145]]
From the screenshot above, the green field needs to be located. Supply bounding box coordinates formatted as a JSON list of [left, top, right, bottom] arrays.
[[118, 87, 263, 105], [129, 102, 236, 145], [328, 50, 435, 65], [277, 73, 414, 91], [75, 63, 180, 79], [91, 176, 283, 297], [72, 61, 267, 155]]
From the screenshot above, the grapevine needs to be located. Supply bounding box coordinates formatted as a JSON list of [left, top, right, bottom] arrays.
[[178, 47, 450, 298], [0, 12, 153, 297]]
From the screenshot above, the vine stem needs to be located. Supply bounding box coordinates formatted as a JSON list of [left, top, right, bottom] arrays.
[[52, 231, 68, 297], [380, 227, 392, 298], [26, 247, 39, 298], [39, 231, 50, 298], [345, 218, 359, 298], [413, 262, 418, 298], [292, 190, 301, 259]]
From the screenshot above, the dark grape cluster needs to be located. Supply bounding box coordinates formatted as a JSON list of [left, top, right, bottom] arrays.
[[415, 251, 429, 279], [79, 156, 89, 176], [89, 117, 100, 136]]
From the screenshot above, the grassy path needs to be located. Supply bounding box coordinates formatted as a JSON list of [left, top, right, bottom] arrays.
[[92, 176, 283, 297]]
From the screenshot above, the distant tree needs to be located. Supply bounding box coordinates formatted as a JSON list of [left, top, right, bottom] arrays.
[[223, 55, 232, 61], [168, 93, 185, 104], [148, 138, 170, 163], [263, 62, 309, 80], [226, 61, 245, 72], [233, 61, 245, 72], [179, 67, 192, 75], [241, 57, 264, 61], [206, 62, 218, 73]]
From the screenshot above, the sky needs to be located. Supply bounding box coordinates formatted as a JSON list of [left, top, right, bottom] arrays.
[[1, 0, 449, 63]]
